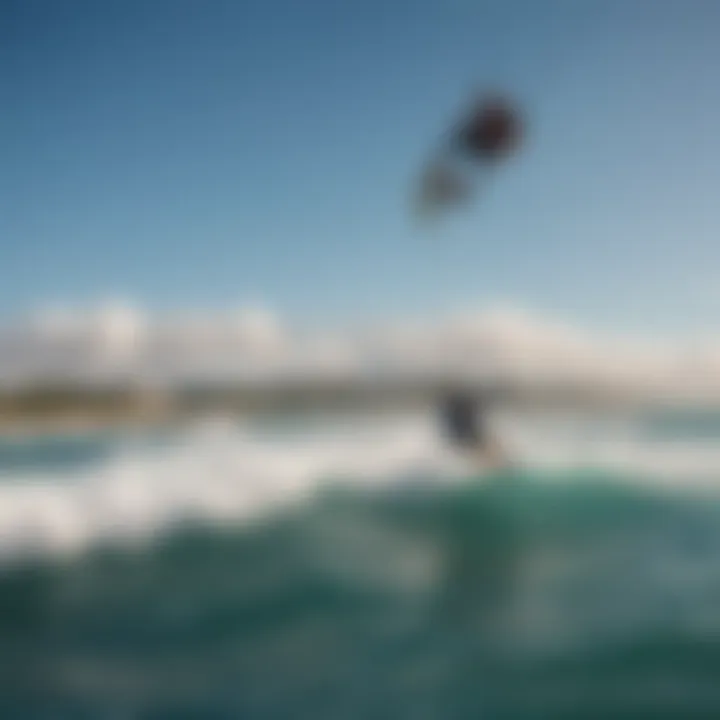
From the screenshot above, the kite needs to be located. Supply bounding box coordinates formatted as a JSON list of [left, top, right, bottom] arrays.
[[416, 93, 523, 219]]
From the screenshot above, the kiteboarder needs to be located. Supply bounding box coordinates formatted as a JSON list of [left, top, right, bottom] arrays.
[[439, 386, 507, 468]]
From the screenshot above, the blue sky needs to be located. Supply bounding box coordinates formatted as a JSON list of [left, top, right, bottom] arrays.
[[3, 0, 720, 335]]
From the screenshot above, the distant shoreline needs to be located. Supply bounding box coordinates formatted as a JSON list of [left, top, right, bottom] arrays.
[[0, 379, 715, 439], [0, 413, 183, 440]]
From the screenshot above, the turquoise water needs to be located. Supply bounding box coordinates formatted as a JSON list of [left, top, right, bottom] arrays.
[[1, 412, 719, 718]]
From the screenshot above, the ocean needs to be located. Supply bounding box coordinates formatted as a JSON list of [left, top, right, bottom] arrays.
[[1, 408, 720, 718]]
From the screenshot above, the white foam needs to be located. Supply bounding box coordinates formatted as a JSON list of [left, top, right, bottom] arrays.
[[0, 411, 718, 563], [497, 410, 720, 488], [0, 414, 466, 563]]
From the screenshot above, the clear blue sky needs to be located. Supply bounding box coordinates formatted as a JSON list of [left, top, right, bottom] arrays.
[[3, 0, 719, 334]]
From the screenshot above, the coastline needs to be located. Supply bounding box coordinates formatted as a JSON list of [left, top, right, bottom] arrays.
[[0, 378, 716, 440]]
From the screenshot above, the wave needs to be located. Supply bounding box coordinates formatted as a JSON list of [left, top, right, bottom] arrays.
[[2, 469, 720, 717], [0, 410, 718, 563]]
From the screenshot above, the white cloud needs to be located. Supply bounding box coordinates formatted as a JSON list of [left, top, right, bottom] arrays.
[[0, 300, 717, 400]]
